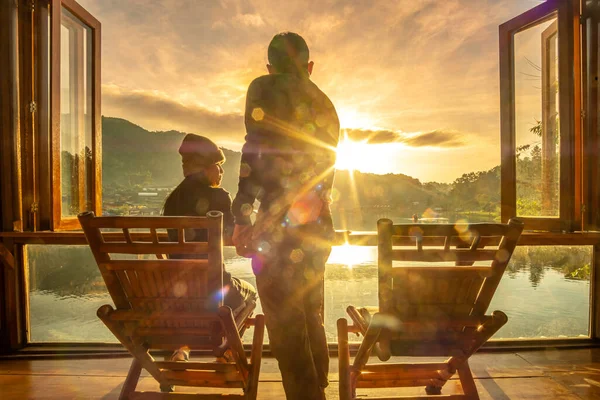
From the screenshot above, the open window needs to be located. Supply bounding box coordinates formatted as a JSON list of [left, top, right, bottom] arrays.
[[500, 0, 582, 231], [49, 0, 101, 230], [583, 0, 600, 230]]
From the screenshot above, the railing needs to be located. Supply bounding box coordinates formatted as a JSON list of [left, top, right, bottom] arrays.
[[3, 229, 600, 246]]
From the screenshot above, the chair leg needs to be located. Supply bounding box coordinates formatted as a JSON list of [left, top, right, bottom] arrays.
[[246, 314, 265, 400], [425, 385, 442, 395], [119, 358, 142, 400], [338, 318, 353, 400], [457, 360, 479, 400], [159, 384, 174, 393]]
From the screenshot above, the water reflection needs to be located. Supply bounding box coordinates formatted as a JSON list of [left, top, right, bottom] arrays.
[[28, 245, 591, 342], [328, 244, 375, 269]]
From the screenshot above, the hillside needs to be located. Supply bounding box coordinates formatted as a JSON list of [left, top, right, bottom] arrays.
[[102, 116, 437, 204], [102, 117, 241, 195], [101, 116, 502, 228]]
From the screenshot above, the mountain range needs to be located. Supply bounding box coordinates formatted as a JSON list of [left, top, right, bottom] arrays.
[[102, 116, 501, 228]]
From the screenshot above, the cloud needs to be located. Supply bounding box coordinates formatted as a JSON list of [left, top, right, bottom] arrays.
[[77, 0, 537, 180], [102, 85, 245, 142], [102, 85, 467, 149], [342, 128, 466, 148], [343, 128, 399, 144], [402, 129, 466, 147], [234, 13, 265, 27]]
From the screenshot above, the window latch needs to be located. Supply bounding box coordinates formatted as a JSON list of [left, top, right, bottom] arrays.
[[29, 202, 38, 232]]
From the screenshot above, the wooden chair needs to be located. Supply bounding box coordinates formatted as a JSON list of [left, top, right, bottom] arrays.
[[78, 211, 265, 400], [337, 218, 524, 400]]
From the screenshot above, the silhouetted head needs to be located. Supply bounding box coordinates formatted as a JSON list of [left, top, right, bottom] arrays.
[[267, 32, 313, 77], [178, 134, 225, 186]]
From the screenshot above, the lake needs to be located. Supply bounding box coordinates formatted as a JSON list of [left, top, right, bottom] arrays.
[[28, 245, 591, 343]]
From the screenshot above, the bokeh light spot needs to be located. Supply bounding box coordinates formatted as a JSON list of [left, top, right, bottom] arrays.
[[496, 248, 510, 263], [251, 108, 264, 121], [174, 281, 188, 298], [241, 203, 253, 216], [290, 249, 305, 263], [239, 162, 251, 178], [195, 198, 210, 215]]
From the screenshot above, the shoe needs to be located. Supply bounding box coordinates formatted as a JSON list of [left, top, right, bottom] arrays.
[[168, 346, 190, 362], [215, 349, 235, 363]]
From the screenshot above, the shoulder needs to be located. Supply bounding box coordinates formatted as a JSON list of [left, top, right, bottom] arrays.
[[248, 74, 298, 95], [162, 181, 184, 214], [307, 80, 335, 107], [306, 81, 339, 124], [207, 187, 232, 203], [247, 75, 274, 94]]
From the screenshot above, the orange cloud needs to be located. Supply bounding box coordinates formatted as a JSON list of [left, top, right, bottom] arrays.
[[343, 128, 466, 147]]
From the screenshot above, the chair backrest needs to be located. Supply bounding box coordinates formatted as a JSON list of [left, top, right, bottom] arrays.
[[377, 218, 524, 334], [79, 211, 225, 348]]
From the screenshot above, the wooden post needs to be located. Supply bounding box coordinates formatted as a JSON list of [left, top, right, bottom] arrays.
[[246, 314, 265, 400], [377, 219, 393, 314], [0, 0, 24, 233], [0, 0, 29, 342], [1, 239, 24, 351], [337, 318, 353, 400], [35, 0, 51, 231], [589, 0, 600, 230], [18, 0, 36, 232], [207, 211, 223, 308], [557, 0, 579, 232]]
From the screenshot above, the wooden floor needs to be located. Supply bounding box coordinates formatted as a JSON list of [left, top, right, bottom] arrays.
[[0, 348, 599, 399]]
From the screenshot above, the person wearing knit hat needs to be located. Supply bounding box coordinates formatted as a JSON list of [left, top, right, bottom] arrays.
[[178, 134, 226, 185], [162, 133, 258, 364]]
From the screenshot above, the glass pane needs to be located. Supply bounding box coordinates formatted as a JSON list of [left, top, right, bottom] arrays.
[[28, 244, 590, 342], [28, 245, 115, 342], [490, 246, 591, 339], [324, 245, 590, 342], [60, 8, 93, 218], [514, 17, 560, 217], [27, 245, 265, 343], [325, 245, 379, 342]]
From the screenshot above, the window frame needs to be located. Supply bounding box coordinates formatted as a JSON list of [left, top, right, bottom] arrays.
[[583, 0, 600, 231], [500, 0, 582, 232], [50, 0, 101, 231]]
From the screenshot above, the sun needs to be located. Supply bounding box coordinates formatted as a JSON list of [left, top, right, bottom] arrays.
[[335, 139, 366, 171], [334, 107, 380, 172]]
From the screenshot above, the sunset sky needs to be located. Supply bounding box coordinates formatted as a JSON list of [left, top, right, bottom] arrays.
[[79, 0, 546, 182]]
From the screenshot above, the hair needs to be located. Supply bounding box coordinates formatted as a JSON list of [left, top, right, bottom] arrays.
[[267, 32, 310, 75]]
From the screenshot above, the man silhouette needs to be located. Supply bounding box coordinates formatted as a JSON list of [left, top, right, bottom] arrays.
[[232, 32, 340, 399]]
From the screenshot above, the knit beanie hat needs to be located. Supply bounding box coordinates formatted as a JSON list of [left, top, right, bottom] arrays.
[[178, 134, 225, 166]]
